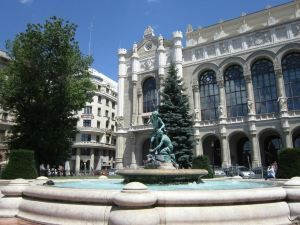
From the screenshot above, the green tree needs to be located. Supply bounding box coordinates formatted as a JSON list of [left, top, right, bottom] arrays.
[[159, 64, 195, 168], [0, 17, 94, 167]]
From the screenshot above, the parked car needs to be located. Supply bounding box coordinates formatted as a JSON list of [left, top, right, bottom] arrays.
[[108, 169, 118, 176], [224, 166, 255, 178], [214, 168, 226, 176], [237, 166, 255, 178]]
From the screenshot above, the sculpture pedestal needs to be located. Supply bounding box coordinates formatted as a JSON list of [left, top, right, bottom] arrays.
[[158, 162, 176, 170], [116, 169, 208, 184]]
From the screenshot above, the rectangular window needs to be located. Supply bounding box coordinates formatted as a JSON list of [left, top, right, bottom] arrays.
[[106, 99, 109, 106], [111, 125, 114, 131], [83, 120, 91, 127], [106, 120, 109, 128], [81, 134, 91, 142], [98, 96, 101, 103], [97, 107, 101, 116], [106, 88, 109, 93], [96, 135, 100, 143], [112, 113, 115, 120], [112, 102, 115, 109], [84, 106, 92, 114], [97, 121, 100, 128], [106, 136, 110, 144], [105, 110, 109, 117]]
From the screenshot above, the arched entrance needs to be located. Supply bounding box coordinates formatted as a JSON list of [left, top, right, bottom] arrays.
[[259, 129, 282, 166], [202, 135, 221, 168], [229, 132, 251, 168], [292, 127, 300, 148], [142, 138, 150, 165]]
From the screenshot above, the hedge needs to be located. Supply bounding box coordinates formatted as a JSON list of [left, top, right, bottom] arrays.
[[192, 155, 214, 178], [277, 148, 300, 179], [1, 149, 38, 179]]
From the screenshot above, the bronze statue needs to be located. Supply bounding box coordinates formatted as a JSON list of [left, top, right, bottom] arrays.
[[146, 111, 177, 168]]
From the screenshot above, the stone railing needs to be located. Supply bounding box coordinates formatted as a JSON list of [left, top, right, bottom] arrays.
[[255, 113, 278, 121]]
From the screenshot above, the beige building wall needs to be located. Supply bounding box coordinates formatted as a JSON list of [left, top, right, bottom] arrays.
[[71, 68, 118, 175], [115, 1, 300, 169]]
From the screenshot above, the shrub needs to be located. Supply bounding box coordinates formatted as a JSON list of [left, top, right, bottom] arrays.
[[277, 148, 300, 179], [192, 155, 213, 178], [1, 149, 38, 179]]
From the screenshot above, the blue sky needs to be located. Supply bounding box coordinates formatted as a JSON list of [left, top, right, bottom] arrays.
[[0, 0, 290, 81]]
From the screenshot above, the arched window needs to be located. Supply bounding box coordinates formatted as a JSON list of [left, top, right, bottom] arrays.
[[143, 77, 157, 113], [224, 65, 247, 117], [199, 70, 219, 120], [282, 52, 300, 111], [251, 59, 278, 114]]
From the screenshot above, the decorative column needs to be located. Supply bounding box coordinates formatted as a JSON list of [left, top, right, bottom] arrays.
[[250, 133, 261, 168], [115, 48, 128, 170], [90, 148, 94, 172], [217, 79, 227, 119], [131, 43, 139, 125], [158, 35, 166, 101], [192, 84, 201, 121], [115, 133, 127, 169], [172, 31, 183, 78], [117, 48, 127, 119], [129, 132, 137, 169], [220, 133, 230, 168], [244, 73, 256, 115], [137, 90, 143, 125], [194, 136, 203, 156], [75, 148, 80, 175], [275, 67, 292, 148]]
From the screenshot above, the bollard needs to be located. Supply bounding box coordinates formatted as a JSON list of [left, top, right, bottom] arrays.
[[283, 177, 300, 222], [109, 182, 159, 225], [0, 179, 29, 217]]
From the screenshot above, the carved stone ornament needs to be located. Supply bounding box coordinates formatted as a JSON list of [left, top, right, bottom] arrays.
[[244, 74, 252, 83], [142, 58, 154, 71], [194, 108, 200, 121], [192, 84, 199, 91], [115, 116, 124, 128], [278, 97, 288, 112], [275, 69, 283, 78], [217, 79, 224, 88], [144, 26, 155, 39], [247, 99, 254, 114], [218, 104, 224, 117]]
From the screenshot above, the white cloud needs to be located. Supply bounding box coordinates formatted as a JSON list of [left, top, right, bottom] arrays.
[[147, 0, 159, 3], [19, 0, 33, 4]]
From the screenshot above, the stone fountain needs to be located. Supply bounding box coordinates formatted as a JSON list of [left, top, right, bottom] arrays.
[[117, 111, 207, 184]]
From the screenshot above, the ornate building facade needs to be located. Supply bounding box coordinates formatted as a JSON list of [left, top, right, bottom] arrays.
[[115, 1, 300, 169], [71, 68, 118, 175], [0, 50, 13, 163]]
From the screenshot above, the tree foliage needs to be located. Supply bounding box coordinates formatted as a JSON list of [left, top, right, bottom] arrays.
[[277, 148, 300, 178], [159, 64, 195, 168], [0, 17, 94, 166], [1, 149, 38, 179], [192, 155, 214, 178]]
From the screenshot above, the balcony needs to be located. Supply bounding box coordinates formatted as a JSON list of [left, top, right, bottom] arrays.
[[72, 141, 115, 150], [130, 124, 153, 132], [78, 126, 105, 133], [81, 114, 94, 119]]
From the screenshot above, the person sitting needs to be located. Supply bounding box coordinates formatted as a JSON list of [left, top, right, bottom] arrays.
[[265, 165, 275, 180]]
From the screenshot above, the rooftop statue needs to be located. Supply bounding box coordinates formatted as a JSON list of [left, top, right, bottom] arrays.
[[146, 111, 177, 169]]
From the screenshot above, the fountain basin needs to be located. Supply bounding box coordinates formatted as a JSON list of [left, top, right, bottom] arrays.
[[0, 177, 300, 225], [116, 169, 208, 184]]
